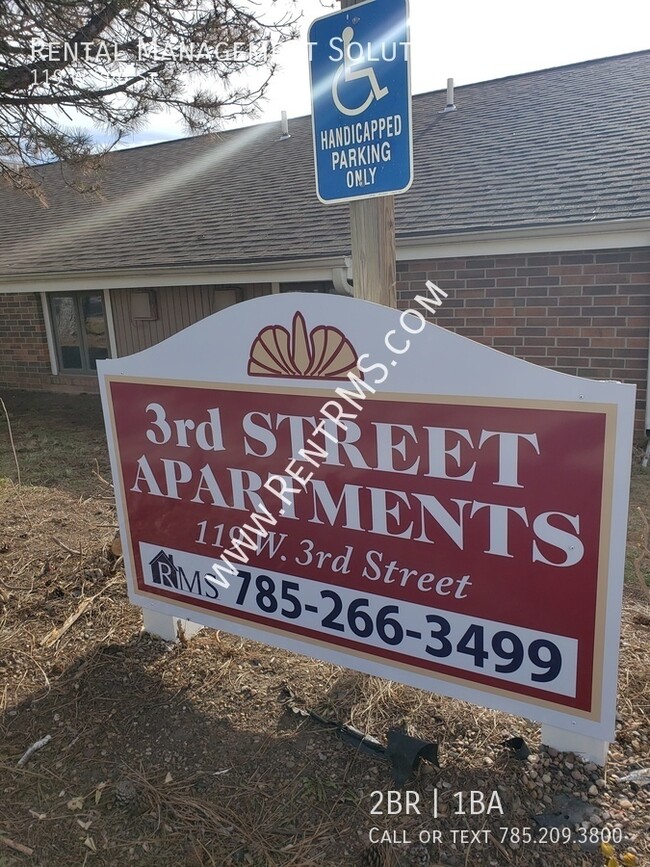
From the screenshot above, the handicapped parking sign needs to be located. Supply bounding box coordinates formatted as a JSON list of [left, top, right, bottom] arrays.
[[308, 0, 413, 204]]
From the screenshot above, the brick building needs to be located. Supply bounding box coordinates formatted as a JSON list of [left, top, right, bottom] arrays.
[[0, 52, 649, 434]]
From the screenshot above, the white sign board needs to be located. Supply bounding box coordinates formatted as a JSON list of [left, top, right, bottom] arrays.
[[98, 293, 635, 761]]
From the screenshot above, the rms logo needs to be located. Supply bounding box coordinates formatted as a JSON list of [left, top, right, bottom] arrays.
[[149, 550, 179, 588], [146, 548, 219, 599]]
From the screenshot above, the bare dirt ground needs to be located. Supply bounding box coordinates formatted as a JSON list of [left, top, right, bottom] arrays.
[[0, 390, 648, 867]]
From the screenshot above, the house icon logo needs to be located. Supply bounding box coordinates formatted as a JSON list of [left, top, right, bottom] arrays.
[[149, 550, 179, 589]]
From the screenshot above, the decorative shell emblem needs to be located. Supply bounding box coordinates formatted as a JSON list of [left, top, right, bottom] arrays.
[[248, 312, 360, 380]]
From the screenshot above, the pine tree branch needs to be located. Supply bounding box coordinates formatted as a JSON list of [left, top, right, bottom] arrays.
[[0, 1, 128, 93]]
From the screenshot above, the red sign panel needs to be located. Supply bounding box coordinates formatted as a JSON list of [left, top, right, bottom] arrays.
[[107, 378, 612, 718]]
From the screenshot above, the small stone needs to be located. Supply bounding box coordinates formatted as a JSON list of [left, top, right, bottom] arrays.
[[590, 814, 602, 825], [596, 778, 607, 789], [589, 785, 599, 796], [483, 756, 494, 766], [619, 798, 633, 809], [542, 774, 551, 784], [547, 747, 559, 758], [572, 770, 584, 781]]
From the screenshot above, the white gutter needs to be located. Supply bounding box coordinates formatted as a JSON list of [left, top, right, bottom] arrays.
[[398, 218, 650, 261]]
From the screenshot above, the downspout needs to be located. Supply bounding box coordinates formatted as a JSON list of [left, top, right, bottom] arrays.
[[332, 256, 354, 295]]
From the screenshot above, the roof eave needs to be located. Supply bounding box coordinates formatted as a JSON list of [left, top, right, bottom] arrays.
[[1, 217, 648, 294], [0, 255, 351, 293]]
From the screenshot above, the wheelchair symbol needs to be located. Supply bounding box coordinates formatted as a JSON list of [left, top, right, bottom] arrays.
[[332, 26, 389, 117]]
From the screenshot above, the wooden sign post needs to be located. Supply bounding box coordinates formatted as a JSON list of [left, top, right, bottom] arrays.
[[349, 194, 397, 307]]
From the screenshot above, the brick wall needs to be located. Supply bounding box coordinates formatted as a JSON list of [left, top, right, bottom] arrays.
[[0, 293, 99, 394], [397, 247, 650, 437]]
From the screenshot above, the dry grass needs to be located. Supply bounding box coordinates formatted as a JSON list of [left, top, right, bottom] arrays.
[[0, 390, 110, 496], [0, 392, 648, 867]]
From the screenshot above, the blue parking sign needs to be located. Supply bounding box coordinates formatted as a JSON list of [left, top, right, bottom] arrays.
[[308, 0, 413, 204]]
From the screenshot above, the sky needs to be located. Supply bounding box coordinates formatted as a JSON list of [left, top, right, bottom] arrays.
[[125, 0, 650, 146]]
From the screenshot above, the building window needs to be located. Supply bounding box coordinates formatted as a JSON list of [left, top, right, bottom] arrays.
[[49, 293, 109, 373]]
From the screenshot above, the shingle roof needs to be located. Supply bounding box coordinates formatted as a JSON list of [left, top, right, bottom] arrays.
[[1, 50, 649, 277]]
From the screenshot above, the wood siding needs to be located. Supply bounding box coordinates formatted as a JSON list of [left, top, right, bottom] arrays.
[[110, 284, 271, 356]]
